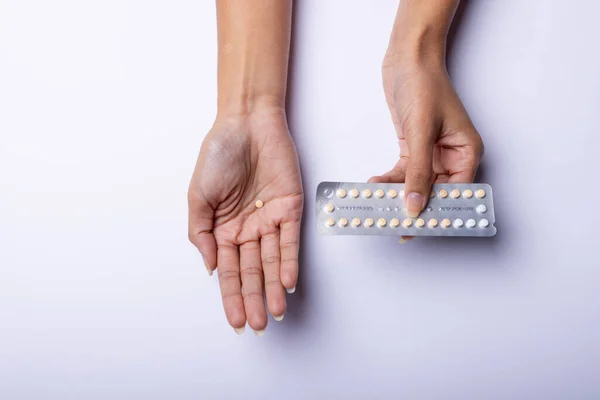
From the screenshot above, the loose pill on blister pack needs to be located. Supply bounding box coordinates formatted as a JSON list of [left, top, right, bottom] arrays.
[[316, 181, 496, 237]]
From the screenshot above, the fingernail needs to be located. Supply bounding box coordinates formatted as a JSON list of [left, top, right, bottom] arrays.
[[399, 237, 414, 244], [254, 329, 266, 337], [406, 192, 426, 218], [203, 258, 213, 276], [286, 286, 296, 294], [234, 326, 245, 335], [273, 314, 284, 322]]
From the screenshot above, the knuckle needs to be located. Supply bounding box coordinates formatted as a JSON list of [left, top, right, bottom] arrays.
[[218, 270, 240, 281], [280, 240, 298, 252], [221, 290, 240, 301], [242, 290, 263, 301], [241, 266, 263, 278], [262, 255, 281, 266], [280, 256, 298, 266], [265, 278, 282, 288]]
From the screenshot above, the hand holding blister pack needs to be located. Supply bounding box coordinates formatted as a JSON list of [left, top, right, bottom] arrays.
[[316, 181, 496, 237]]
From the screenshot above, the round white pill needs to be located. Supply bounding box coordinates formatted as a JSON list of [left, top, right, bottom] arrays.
[[390, 218, 400, 228], [453, 218, 464, 228], [351, 218, 361, 227], [377, 218, 386, 227], [324, 203, 334, 213], [375, 189, 385, 199], [466, 219, 476, 228], [387, 189, 397, 199], [476, 204, 487, 214], [479, 219, 489, 228], [336, 188, 347, 198], [364, 218, 374, 227], [349, 188, 359, 198], [362, 189, 372, 198]]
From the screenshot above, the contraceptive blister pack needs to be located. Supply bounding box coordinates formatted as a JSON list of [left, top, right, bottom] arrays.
[[316, 181, 496, 237]]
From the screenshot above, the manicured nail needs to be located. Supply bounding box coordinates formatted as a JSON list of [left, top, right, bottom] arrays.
[[203, 257, 213, 276], [286, 286, 296, 294], [254, 329, 266, 337], [273, 314, 284, 322], [406, 192, 426, 218], [234, 326, 245, 335]]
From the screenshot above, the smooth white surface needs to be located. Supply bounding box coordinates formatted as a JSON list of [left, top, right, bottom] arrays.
[[1, 1, 599, 399]]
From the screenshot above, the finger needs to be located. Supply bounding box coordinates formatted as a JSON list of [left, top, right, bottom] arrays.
[[261, 231, 286, 321], [448, 168, 477, 184], [188, 191, 217, 276], [239, 241, 268, 332], [368, 166, 406, 184], [216, 244, 246, 331], [280, 220, 300, 293], [399, 236, 414, 244], [404, 120, 436, 217]]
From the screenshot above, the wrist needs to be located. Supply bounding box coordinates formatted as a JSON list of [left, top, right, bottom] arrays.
[[384, 27, 447, 70], [216, 93, 286, 120]]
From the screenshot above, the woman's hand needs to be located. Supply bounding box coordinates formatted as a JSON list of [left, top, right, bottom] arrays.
[[188, 111, 303, 335], [369, 57, 483, 241], [371, 0, 484, 242]]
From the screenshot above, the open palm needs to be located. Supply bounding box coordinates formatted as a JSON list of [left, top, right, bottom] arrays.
[[188, 112, 303, 334]]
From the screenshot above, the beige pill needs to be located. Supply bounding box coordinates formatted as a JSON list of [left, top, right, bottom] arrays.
[[336, 188, 347, 198], [450, 189, 460, 199], [351, 218, 361, 227], [439, 189, 448, 198], [441, 218, 451, 228], [255, 200, 264, 208], [475, 189, 486, 199], [390, 218, 400, 228], [377, 218, 387, 227], [402, 218, 413, 228], [430, 191, 435, 198], [415, 218, 425, 228], [375, 189, 385, 199], [362, 189, 372, 198], [463, 189, 473, 199], [364, 218, 374, 227], [324, 203, 334, 213], [349, 188, 359, 198], [428, 218, 438, 228], [387, 189, 397, 199], [325, 218, 335, 227], [339, 217, 348, 227]]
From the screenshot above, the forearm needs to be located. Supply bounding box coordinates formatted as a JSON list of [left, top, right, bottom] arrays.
[[385, 0, 460, 66], [216, 0, 293, 118]]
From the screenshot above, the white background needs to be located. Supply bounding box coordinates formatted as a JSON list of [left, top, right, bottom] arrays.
[[1, 1, 599, 399]]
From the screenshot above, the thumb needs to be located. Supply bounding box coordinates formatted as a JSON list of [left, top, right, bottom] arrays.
[[188, 190, 218, 276], [404, 121, 435, 218]]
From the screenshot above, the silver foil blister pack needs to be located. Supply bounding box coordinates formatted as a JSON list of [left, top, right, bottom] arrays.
[[316, 181, 496, 237]]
